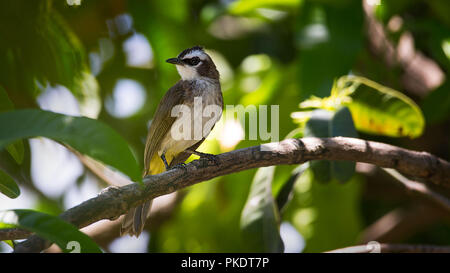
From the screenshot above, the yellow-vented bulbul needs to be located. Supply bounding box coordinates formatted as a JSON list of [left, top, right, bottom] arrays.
[[121, 46, 223, 237]]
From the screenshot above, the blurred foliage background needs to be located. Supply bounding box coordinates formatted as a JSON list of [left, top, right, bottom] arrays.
[[0, 0, 450, 253]]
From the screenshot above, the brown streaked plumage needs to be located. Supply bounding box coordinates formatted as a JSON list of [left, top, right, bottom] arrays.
[[120, 46, 223, 237]]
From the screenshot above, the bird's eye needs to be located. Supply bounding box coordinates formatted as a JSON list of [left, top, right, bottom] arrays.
[[184, 57, 200, 66]]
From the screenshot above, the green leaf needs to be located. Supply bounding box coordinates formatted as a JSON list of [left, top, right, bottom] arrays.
[[240, 68, 282, 106], [330, 107, 358, 183], [337, 76, 425, 138], [241, 166, 284, 252], [0, 86, 24, 164], [0, 169, 20, 198], [0, 85, 14, 111], [304, 107, 357, 183], [284, 170, 363, 252], [0, 109, 141, 182], [0, 209, 102, 253], [2, 239, 14, 249], [275, 163, 309, 212], [5, 141, 24, 165], [304, 110, 332, 183], [228, 0, 302, 15]]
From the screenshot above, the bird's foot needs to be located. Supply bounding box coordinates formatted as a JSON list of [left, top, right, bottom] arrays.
[[198, 153, 220, 166], [185, 149, 220, 166], [168, 162, 187, 171]]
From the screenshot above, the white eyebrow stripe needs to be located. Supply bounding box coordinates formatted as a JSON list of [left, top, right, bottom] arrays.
[[183, 50, 207, 60]]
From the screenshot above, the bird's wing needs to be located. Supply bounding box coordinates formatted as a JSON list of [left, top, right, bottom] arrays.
[[143, 81, 187, 176]]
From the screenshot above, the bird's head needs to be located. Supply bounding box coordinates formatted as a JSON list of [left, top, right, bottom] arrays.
[[166, 46, 219, 81]]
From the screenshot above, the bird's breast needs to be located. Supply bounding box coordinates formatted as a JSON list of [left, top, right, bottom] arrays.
[[158, 79, 222, 157], [185, 79, 223, 136]]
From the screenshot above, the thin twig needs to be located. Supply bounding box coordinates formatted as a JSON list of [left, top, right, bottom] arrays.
[[382, 168, 450, 213], [326, 243, 450, 253]]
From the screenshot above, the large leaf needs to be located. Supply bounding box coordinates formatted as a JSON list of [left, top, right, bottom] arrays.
[[0, 87, 22, 199], [329, 107, 359, 182], [304, 110, 332, 183], [299, 76, 425, 138], [283, 170, 363, 252], [0, 109, 141, 182], [0, 209, 102, 253], [0, 86, 14, 112], [304, 107, 357, 183], [275, 163, 309, 212], [0, 169, 20, 199], [0, 86, 24, 164], [4, 142, 24, 165], [240, 166, 284, 252], [338, 76, 425, 138]]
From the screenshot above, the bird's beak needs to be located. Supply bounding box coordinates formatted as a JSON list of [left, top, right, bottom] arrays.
[[166, 58, 182, 65]]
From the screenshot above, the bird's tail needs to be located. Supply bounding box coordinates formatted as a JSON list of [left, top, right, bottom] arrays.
[[120, 200, 153, 237], [120, 153, 169, 237]]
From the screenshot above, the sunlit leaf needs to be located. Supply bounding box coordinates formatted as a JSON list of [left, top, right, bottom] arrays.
[[337, 76, 425, 138], [442, 38, 450, 60], [72, 71, 101, 119], [228, 0, 302, 15], [299, 76, 425, 138], [0, 169, 20, 199], [1, 240, 14, 249], [241, 166, 284, 252], [0, 209, 102, 253], [240, 68, 282, 106], [0, 109, 141, 182]]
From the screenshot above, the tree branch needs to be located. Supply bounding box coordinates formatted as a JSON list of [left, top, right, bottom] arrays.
[[0, 228, 31, 241], [12, 137, 450, 252], [326, 243, 450, 253]]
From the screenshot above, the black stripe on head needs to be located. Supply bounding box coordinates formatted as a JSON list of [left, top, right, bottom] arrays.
[[177, 45, 204, 59]]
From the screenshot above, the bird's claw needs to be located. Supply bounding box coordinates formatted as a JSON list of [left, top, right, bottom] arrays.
[[200, 153, 219, 166], [168, 162, 187, 171]]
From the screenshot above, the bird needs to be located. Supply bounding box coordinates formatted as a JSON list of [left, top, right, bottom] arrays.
[[120, 46, 223, 237]]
